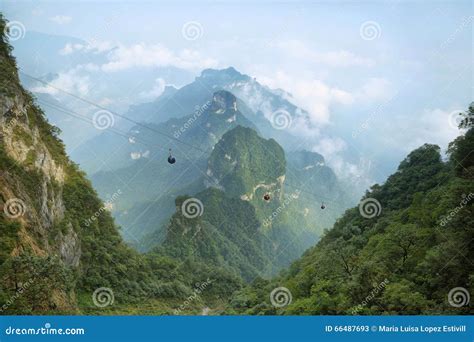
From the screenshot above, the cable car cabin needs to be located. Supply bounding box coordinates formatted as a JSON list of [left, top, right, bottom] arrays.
[[168, 149, 176, 164]]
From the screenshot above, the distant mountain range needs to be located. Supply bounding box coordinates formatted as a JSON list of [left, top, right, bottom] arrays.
[[76, 88, 352, 256], [2, 14, 471, 316], [11, 31, 358, 269]]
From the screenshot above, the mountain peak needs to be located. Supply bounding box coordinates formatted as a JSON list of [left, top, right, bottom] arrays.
[[199, 67, 249, 83], [211, 90, 237, 113], [207, 126, 286, 200]]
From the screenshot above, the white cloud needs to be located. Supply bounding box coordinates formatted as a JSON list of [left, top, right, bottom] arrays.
[[355, 77, 394, 103], [312, 137, 347, 158], [272, 40, 375, 68], [49, 15, 72, 25], [31, 69, 90, 96], [256, 71, 396, 129], [59, 40, 114, 55], [101, 43, 218, 72], [139, 78, 166, 101], [311, 137, 375, 193], [59, 41, 217, 72], [257, 71, 354, 125], [383, 108, 464, 153]]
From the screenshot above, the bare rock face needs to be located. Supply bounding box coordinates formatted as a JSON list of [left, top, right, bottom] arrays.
[[58, 224, 81, 267], [40, 179, 65, 229], [1, 89, 77, 268], [1, 97, 65, 184], [211, 90, 237, 114]]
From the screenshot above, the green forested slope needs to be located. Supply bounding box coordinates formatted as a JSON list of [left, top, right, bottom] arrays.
[[0, 15, 225, 314], [227, 106, 474, 315]]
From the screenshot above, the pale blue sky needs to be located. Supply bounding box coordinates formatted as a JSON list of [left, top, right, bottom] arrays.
[[1, 0, 472, 183]]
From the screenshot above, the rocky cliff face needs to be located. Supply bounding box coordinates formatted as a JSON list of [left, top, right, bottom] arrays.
[[211, 90, 238, 113], [0, 39, 82, 310], [206, 126, 286, 201], [0, 17, 137, 313], [1, 78, 76, 245]]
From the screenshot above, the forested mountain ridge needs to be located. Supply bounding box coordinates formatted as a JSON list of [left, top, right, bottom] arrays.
[[152, 126, 321, 278], [0, 15, 234, 314], [0, 17, 328, 314], [81, 90, 259, 243], [1, 11, 471, 316], [227, 105, 474, 315]]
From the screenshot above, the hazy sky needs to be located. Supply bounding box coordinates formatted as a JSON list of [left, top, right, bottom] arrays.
[[1, 0, 472, 183]]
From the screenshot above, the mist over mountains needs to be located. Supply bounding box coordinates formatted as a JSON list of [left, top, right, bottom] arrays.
[[10, 32, 360, 256], [1, 6, 472, 317]]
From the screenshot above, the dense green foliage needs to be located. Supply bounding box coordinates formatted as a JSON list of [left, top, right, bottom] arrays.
[[1, 13, 471, 315], [0, 14, 219, 314], [155, 188, 273, 282], [208, 126, 285, 198], [227, 109, 474, 314], [155, 126, 328, 280], [87, 90, 257, 244]]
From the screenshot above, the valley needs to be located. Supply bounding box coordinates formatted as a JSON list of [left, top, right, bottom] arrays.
[[0, 12, 472, 316]]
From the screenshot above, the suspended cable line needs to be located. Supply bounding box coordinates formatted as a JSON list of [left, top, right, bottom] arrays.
[[20, 70, 208, 154], [37, 98, 168, 154], [29, 72, 343, 206]]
